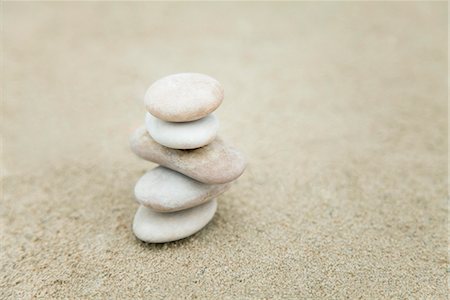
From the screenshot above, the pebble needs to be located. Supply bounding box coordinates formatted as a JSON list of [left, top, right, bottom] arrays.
[[144, 73, 224, 122], [134, 166, 230, 212], [145, 113, 219, 149], [130, 127, 246, 184], [133, 199, 217, 243]]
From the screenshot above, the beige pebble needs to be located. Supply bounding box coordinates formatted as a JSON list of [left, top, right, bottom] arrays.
[[145, 73, 224, 122], [132, 199, 217, 243], [135, 166, 230, 212], [130, 127, 246, 184]]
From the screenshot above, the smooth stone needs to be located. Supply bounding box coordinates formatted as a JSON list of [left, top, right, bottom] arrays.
[[145, 113, 219, 149], [144, 73, 224, 122], [134, 166, 230, 212], [130, 127, 246, 184], [132, 199, 217, 243]]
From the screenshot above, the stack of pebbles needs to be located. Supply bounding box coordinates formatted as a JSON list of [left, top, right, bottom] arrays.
[[130, 73, 246, 243]]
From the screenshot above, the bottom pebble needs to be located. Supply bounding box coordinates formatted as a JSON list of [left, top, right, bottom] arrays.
[[132, 199, 217, 243]]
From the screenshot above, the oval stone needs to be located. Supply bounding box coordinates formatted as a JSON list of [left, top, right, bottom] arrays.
[[132, 199, 217, 243], [144, 73, 224, 122], [130, 127, 246, 184], [135, 166, 230, 212], [145, 113, 219, 149]]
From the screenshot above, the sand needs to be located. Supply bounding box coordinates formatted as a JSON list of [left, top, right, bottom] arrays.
[[1, 2, 447, 298]]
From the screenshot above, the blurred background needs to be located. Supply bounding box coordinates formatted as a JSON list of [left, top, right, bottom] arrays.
[[1, 2, 447, 298]]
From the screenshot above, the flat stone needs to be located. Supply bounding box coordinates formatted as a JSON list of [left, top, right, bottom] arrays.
[[132, 199, 217, 243], [145, 113, 219, 149], [130, 127, 246, 184], [134, 166, 230, 212], [144, 73, 224, 122]]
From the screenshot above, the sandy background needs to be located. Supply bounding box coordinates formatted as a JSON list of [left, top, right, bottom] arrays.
[[1, 2, 447, 299]]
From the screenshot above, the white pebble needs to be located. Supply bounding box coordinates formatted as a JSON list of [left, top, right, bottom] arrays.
[[132, 199, 217, 243], [145, 113, 218, 149], [135, 166, 229, 212]]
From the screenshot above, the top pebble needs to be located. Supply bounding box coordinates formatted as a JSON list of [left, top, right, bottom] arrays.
[[145, 73, 224, 122]]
